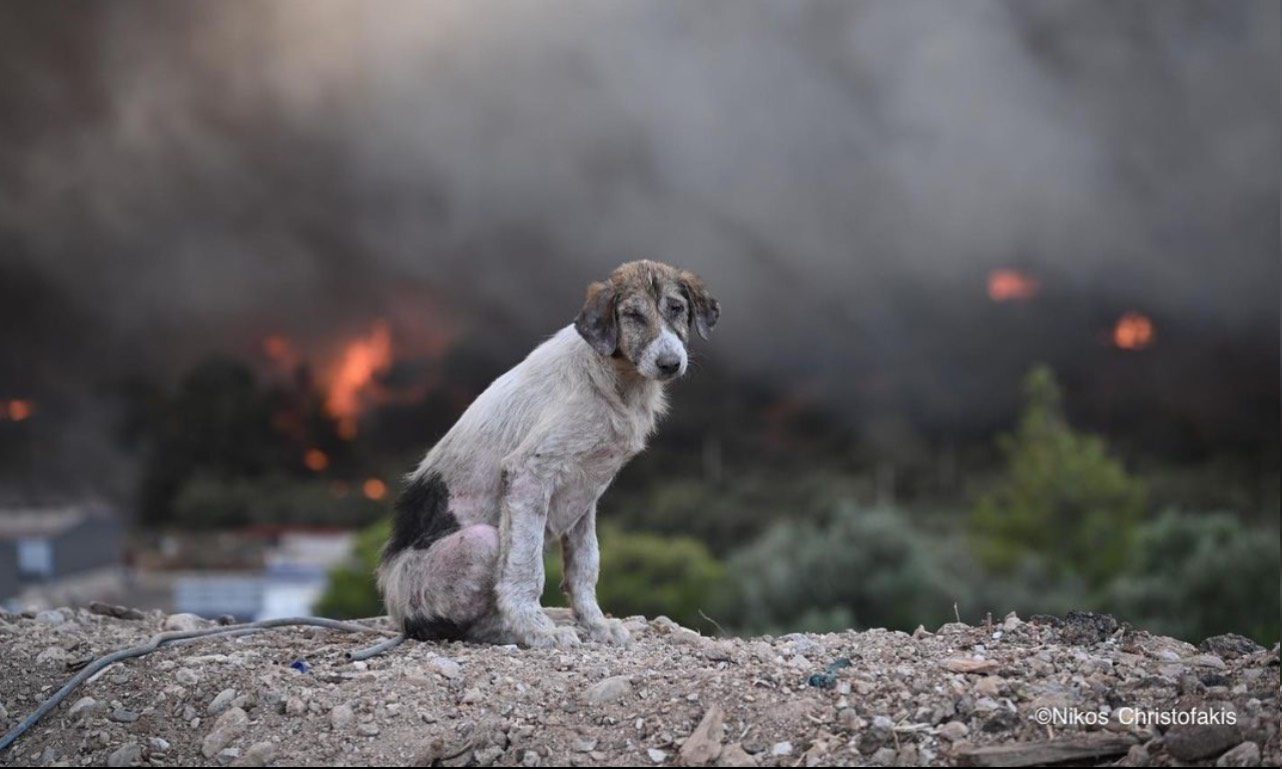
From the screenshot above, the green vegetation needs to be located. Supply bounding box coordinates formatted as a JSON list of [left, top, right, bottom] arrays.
[[315, 519, 389, 619], [972, 365, 1146, 588]]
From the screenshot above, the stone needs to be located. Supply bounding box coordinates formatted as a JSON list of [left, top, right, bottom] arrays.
[[284, 696, 305, 717], [1216, 741, 1261, 767], [431, 656, 462, 679], [108, 707, 140, 724], [771, 741, 793, 756], [201, 706, 249, 758], [586, 675, 633, 704], [717, 743, 757, 766], [937, 720, 969, 741], [330, 703, 355, 730], [34, 609, 66, 625], [208, 687, 237, 715], [107, 742, 142, 767], [678, 704, 725, 766], [175, 668, 200, 686], [164, 613, 208, 633], [1165, 723, 1242, 762], [231, 741, 277, 767], [1199, 634, 1264, 660], [647, 747, 668, 763], [68, 696, 99, 717]]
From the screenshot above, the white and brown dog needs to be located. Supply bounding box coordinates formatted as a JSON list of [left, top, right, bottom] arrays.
[[378, 260, 719, 647]]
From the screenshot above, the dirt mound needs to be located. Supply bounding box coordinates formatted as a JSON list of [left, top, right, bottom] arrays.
[[0, 607, 1276, 766]]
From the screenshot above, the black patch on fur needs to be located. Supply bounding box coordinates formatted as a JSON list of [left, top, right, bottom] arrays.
[[382, 471, 459, 562], [403, 614, 467, 642]]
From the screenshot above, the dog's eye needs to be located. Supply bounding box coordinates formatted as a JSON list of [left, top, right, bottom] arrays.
[[623, 308, 645, 321], [667, 302, 685, 318]]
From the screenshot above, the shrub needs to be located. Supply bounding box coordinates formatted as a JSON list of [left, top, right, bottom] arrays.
[[1105, 511, 1280, 644], [543, 526, 726, 632], [972, 365, 1146, 589], [314, 519, 389, 619]]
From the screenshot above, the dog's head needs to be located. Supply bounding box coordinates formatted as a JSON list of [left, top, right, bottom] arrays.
[[575, 260, 719, 381]]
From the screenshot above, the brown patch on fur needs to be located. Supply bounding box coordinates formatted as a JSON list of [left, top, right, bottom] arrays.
[[574, 260, 719, 366]]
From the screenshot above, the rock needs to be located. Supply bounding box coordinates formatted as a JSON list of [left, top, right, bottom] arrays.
[[283, 696, 305, 717], [208, 687, 237, 715], [1165, 723, 1243, 762], [1186, 653, 1228, 669], [859, 716, 895, 753], [34, 609, 66, 625], [149, 737, 171, 753], [678, 704, 725, 766], [107, 742, 142, 767], [358, 722, 381, 736], [771, 741, 793, 756], [647, 747, 669, 763], [201, 706, 249, 758], [68, 696, 99, 717], [1058, 611, 1119, 645], [937, 720, 969, 741], [1200, 634, 1265, 660], [88, 602, 146, 621], [1216, 741, 1261, 767], [586, 675, 633, 704], [35, 645, 68, 665], [164, 613, 208, 633], [870, 746, 897, 766], [717, 744, 757, 767], [430, 656, 462, 679], [974, 675, 1005, 697], [175, 668, 200, 686], [231, 740, 277, 767], [330, 703, 355, 730], [1120, 744, 1150, 767], [942, 657, 1000, 674], [108, 707, 140, 724], [521, 749, 541, 766]]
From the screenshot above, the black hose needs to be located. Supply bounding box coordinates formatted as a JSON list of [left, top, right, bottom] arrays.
[[0, 616, 395, 753]]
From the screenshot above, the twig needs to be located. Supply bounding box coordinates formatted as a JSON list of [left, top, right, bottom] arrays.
[[697, 609, 726, 637]]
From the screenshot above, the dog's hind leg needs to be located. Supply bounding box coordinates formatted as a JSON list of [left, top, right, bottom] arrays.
[[378, 524, 499, 640]]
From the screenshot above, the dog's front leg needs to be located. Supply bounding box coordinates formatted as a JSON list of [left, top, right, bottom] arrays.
[[561, 505, 630, 645], [495, 463, 580, 648]]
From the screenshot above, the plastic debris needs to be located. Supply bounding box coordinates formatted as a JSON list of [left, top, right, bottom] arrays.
[[806, 657, 852, 689], [289, 658, 311, 674]]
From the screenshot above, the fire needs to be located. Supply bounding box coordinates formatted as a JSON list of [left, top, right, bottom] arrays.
[[362, 478, 388, 501], [1113, 312, 1155, 350], [304, 448, 330, 472], [1, 400, 34, 421], [325, 321, 393, 439], [262, 334, 300, 371], [987, 269, 1041, 302]]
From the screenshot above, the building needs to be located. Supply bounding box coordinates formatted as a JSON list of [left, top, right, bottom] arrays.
[[0, 504, 125, 610]]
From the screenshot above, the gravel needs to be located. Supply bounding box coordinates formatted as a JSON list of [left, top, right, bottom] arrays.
[[0, 607, 1276, 766]]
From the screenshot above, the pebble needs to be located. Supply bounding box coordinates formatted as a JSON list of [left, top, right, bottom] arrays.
[[771, 741, 793, 756], [647, 747, 669, 763], [163, 613, 208, 633], [208, 688, 237, 715], [1216, 741, 1261, 767], [586, 675, 633, 704], [201, 707, 249, 758], [330, 703, 355, 730], [106, 742, 141, 767], [34, 609, 67, 626], [108, 707, 140, 724], [68, 696, 99, 717], [175, 668, 200, 686], [937, 720, 969, 741], [430, 656, 462, 679]]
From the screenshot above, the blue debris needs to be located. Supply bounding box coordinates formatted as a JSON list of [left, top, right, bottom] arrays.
[[806, 657, 853, 689], [289, 658, 311, 674]]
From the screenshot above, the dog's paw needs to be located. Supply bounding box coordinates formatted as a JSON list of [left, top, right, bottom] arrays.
[[517, 624, 581, 649], [580, 617, 631, 646]]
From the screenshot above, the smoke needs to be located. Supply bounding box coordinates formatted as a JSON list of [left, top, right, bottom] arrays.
[[0, 1, 1277, 470]]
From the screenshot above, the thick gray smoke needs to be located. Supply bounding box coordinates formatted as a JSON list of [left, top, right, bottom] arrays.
[[0, 1, 1277, 479]]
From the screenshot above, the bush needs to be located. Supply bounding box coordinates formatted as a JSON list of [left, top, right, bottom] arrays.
[[543, 526, 727, 632], [721, 505, 964, 634], [315, 519, 389, 619], [1105, 511, 1280, 644], [972, 366, 1146, 588]]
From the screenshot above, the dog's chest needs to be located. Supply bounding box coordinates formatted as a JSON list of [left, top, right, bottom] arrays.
[[545, 446, 635, 535]]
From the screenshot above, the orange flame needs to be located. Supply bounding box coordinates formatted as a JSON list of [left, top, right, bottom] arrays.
[[987, 269, 1041, 302], [325, 322, 393, 439], [304, 448, 330, 472], [1, 400, 34, 421], [362, 478, 388, 501], [262, 334, 300, 372], [1113, 312, 1155, 350]]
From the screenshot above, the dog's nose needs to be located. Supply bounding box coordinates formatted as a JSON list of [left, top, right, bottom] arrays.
[[656, 356, 681, 378]]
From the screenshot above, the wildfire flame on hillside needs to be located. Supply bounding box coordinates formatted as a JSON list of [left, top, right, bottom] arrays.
[[1113, 312, 1156, 350], [326, 321, 394, 439], [0, 400, 34, 421], [987, 269, 1041, 302]]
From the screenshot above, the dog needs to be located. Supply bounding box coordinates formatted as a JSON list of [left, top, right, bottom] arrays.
[[377, 260, 719, 648]]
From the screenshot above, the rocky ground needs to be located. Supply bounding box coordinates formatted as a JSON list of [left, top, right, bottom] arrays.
[[0, 606, 1276, 767]]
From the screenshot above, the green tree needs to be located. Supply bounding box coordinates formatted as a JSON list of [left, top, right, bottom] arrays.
[[972, 366, 1146, 588], [315, 519, 389, 619]]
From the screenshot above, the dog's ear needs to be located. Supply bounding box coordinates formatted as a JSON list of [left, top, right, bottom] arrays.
[[574, 280, 618, 356], [678, 270, 720, 340]]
